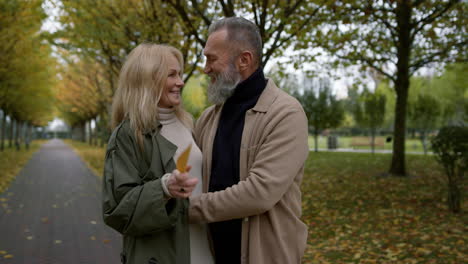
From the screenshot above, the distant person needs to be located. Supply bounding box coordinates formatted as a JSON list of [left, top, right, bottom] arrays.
[[102, 43, 213, 264], [190, 17, 309, 264]]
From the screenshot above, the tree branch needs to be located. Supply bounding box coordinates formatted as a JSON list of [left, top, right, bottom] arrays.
[[409, 40, 468, 74], [164, 0, 207, 46], [411, 0, 459, 40]]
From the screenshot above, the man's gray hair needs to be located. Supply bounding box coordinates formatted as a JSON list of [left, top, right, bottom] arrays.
[[209, 17, 263, 67]]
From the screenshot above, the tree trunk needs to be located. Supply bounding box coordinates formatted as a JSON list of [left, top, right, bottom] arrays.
[[314, 130, 319, 152], [25, 123, 31, 150], [100, 120, 106, 148], [15, 120, 21, 151], [448, 176, 461, 213], [9, 118, 14, 148], [81, 123, 86, 142], [93, 118, 98, 146], [88, 120, 92, 145], [370, 129, 376, 154], [420, 130, 427, 155], [0, 112, 5, 151], [389, 1, 412, 177]]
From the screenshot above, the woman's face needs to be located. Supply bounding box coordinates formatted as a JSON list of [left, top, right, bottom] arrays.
[[158, 54, 184, 108]]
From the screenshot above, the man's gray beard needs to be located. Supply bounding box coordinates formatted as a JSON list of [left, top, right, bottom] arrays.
[[207, 64, 241, 105]]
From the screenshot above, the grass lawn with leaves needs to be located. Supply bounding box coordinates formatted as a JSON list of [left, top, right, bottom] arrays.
[[302, 152, 467, 263], [0, 140, 46, 193], [65, 140, 467, 263]]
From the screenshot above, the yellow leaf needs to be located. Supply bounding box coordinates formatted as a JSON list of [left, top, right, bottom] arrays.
[[416, 247, 431, 255], [421, 234, 430, 241], [0, 251, 6, 255], [4, 254, 13, 259], [176, 145, 191, 173]]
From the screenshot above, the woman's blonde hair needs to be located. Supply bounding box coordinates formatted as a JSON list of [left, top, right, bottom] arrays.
[[112, 43, 192, 149]]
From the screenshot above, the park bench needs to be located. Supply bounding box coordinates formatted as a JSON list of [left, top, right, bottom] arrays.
[[350, 137, 384, 148]]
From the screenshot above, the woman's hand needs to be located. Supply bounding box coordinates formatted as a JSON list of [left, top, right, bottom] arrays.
[[166, 166, 198, 198]]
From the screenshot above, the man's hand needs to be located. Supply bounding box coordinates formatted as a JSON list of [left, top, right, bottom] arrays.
[[166, 166, 198, 198]]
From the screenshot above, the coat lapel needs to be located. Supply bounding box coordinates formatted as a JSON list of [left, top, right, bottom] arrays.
[[152, 132, 177, 174]]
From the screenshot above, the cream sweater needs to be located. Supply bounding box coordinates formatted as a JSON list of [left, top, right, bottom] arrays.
[[158, 108, 214, 264]]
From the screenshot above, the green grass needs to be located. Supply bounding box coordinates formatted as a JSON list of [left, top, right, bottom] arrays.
[[66, 139, 467, 263], [0, 140, 46, 193], [64, 139, 106, 179], [301, 152, 467, 263], [309, 136, 428, 152]]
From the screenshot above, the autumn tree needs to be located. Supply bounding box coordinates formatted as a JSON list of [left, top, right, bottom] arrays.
[[164, 0, 329, 68], [48, 0, 206, 140], [314, 0, 466, 176], [429, 63, 468, 125], [0, 0, 56, 150], [51, 0, 202, 86], [296, 78, 344, 152], [54, 56, 109, 143], [353, 90, 387, 154], [408, 93, 440, 154]]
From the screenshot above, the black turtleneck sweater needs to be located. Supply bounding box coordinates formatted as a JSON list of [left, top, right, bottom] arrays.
[[209, 68, 267, 264]]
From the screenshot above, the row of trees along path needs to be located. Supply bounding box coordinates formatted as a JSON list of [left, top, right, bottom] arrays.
[[0, 139, 120, 263]]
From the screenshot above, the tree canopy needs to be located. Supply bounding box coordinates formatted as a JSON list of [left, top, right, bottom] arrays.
[[0, 0, 56, 127], [313, 0, 467, 176]]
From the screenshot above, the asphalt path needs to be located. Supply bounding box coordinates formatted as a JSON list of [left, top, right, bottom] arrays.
[[0, 139, 121, 263]]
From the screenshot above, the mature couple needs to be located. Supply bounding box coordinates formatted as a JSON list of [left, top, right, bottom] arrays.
[[102, 17, 309, 264]]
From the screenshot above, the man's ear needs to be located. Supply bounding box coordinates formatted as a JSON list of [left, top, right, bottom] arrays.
[[237, 50, 253, 72]]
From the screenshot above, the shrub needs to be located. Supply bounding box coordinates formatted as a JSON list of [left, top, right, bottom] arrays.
[[431, 126, 468, 213]]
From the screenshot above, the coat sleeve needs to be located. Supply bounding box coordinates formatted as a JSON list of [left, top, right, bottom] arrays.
[[102, 128, 181, 236], [189, 105, 309, 223]]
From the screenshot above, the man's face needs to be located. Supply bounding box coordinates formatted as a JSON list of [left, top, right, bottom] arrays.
[[203, 29, 241, 105]]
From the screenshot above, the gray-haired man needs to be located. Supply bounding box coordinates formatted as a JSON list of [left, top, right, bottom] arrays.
[[190, 17, 309, 264]]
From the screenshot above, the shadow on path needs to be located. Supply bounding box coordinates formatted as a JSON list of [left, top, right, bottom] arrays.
[[0, 139, 120, 263]]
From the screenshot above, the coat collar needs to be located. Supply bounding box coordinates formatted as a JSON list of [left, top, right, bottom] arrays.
[[251, 79, 280, 113], [212, 78, 280, 114], [153, 132, 177, 170], [145, 119, 177, 171]]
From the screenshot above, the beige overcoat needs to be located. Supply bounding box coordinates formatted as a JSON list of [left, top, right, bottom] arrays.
[[190, 79, 309, 264]]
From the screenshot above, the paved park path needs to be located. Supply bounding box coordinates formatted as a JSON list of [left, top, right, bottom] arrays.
[[0, 139, 121, 263]]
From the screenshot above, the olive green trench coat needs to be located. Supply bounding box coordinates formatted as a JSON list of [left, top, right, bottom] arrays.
[[102, 120, 190, 264]]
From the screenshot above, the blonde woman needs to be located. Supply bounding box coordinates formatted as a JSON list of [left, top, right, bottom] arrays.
[[102, 43, 214, 264]]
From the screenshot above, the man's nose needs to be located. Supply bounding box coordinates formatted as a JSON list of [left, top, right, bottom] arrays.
[[204, 63, 211, 74]]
